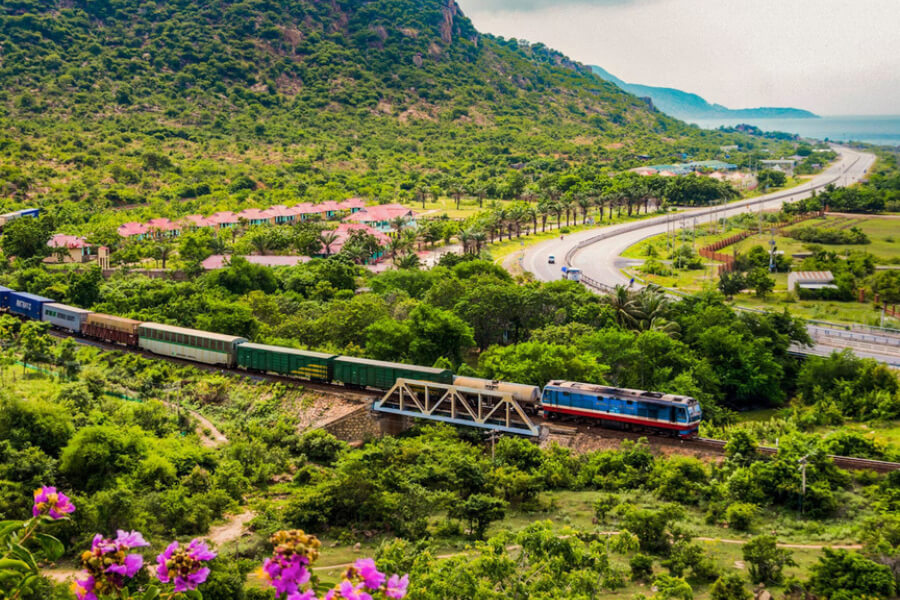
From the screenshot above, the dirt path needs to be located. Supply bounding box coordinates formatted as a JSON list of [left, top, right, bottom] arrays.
[[160, 401, 228, 448], [205, 510, 255, 545]]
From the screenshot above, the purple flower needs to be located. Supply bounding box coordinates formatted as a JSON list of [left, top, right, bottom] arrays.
[[338, 581, 372, 600], [385, 574, 409, 599], [156, 538, 217, 592], [32, 486, 75, 519], [287, 592, 318, 600], [106, 553, 144, 578], [353, 558, 385, 590], [114, 530, 149, 549], [72, 574, 97, 600], [263, 555, 310, 598]]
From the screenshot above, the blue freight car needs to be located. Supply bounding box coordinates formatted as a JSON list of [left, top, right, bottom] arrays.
[[541, 381, 702, 438], [8, 291, 54, 321], [0, 286, 12, 310]]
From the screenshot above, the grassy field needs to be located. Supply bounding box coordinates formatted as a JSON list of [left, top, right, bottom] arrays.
[[254, 487, 863, 597], [620, 214, 900, 326]]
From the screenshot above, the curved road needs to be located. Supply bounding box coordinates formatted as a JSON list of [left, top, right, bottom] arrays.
[[521, 145, 874, 283], [515, 146, 900, 366]]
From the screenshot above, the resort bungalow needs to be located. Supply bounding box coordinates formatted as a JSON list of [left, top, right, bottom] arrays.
[[342, 204, 417, 233], [46, 234, 94, 263], [146, 218, 181, 238], [338, 198, 367, 214], [208, 211, 239, 230], [292, 203, 322, 221], [117, 222, 150, 240], [317, 224, 390, 262], [182, 214, 214, 231], [317, 201, 344, 220], [265, 205, 301, 225], [238, 208, 273, 226]]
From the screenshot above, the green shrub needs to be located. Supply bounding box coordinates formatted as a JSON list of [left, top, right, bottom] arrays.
[[725, 502, 757, 532], [630, 553, 654, 581]]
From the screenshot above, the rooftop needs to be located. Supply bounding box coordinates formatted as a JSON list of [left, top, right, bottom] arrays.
[[48, 234, 91, 249]]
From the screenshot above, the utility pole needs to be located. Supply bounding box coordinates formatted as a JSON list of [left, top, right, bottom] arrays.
[[768, 228, 777, 273], [484, 430, 501, 466]]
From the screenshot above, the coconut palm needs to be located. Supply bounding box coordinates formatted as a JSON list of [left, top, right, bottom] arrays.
[[319, 231, 339, 257], [576, 193, 593, 224], [471, 229, 487, 254], [537, 197, 553, 232], [522, 204, 538, 235], [458, 228, 473, 254], [396, 252, 421, 270], [390, 215, 406, 237], [607, 285, 641, 328]]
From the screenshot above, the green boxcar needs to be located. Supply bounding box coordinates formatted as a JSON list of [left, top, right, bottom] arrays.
[[237, 343, 336, 380], [332, 356, 453, 389]]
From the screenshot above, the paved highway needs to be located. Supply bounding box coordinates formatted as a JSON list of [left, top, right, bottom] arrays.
[[519, 145, 875, 284], [513, 146, 900, 365]]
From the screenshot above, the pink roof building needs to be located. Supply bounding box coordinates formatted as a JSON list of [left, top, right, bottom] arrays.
[[342, 203, 416, 232], [326, 223, 391, 255], [264, 205, 301, 223], [208, 211, 239, 228], [317, 200, 343, 216], [118, 222, 150, 238], [48, 234, 90, 249], [292, 203, 323, 219], [338, 197, 367, 212], [145, 218, 180, 236], [238, 208, 273, 225], [182, 214, 214, 228]]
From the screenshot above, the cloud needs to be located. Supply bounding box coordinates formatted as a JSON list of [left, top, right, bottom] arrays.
[[459, 0, 900, 114], [459, 0, 645, 13]]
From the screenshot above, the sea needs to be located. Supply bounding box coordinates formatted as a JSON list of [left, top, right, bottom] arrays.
[[688, 115, 900, 147]]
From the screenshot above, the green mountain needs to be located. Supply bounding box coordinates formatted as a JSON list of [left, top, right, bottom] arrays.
[[0, 0, 770, 230], [591, 66, 818, 121]]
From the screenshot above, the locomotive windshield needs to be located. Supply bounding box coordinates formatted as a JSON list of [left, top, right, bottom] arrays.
[[688, 401, 702, 422]]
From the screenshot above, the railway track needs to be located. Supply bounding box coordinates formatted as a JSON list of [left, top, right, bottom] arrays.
[[45, 330, 900, 473]]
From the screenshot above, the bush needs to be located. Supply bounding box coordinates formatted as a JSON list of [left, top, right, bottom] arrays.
[[630, 553, 654, 581], [709, 572, 752, 600], [725, 502, 757, 531], [742, 534, 796, 585], [298, 429, 347, 465], [640, 258, 673, 276], [808, 548, 896, 600]]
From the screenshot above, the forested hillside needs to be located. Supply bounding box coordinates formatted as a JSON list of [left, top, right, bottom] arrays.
[[0, 0, 765, 228]]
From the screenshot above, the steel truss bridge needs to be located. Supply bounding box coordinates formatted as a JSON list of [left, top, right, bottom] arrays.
[[372, 378, 540, 436]]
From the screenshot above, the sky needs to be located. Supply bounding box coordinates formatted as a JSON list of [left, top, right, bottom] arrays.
[[456, 0, 900, 115]]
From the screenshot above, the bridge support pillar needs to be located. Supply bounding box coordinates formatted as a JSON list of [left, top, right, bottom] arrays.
[[377, 412, 414, 437]]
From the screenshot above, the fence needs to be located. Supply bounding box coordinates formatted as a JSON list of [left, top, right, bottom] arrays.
[[697, 211, 824, 274]]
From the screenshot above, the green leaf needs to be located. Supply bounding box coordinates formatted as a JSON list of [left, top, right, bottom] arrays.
[[8, 544, 38, 572], [34, 533, 65, 561], [181, 590, 203, 600], [0, 558, 30, 572], [141, 585, 161, 600]]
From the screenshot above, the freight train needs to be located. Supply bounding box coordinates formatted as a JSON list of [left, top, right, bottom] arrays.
[[0, 285, 702, 437]]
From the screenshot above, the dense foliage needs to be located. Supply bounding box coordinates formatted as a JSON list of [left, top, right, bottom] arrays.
[[0, 0, 791, 243]]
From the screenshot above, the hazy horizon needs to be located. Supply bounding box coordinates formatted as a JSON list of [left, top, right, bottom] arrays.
[[457, 0, 900, 116]]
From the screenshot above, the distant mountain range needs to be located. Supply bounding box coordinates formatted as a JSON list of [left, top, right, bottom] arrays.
[[591, 66, 818, 121]]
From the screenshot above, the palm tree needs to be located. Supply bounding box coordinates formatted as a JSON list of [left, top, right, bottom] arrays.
[[387, 237, 405, 262], [471, 229, 487, 254], [537, 197, 553, 232], [389, 216, 406, 237], [522, 204, 538, 235], [319, 231, 338, 257], [550, 200, 564, 230], [458, 229, 473, 254], [396, 252, 421, 270], [576, 194, 593, 224], [607, 285, 640, 328], [155, 242, 173, 269], [250, 234, 269, 256], [450, 185, 463, 211]]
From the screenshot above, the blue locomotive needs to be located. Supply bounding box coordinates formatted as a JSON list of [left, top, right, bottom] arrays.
[[541, 381, 702, 438]]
